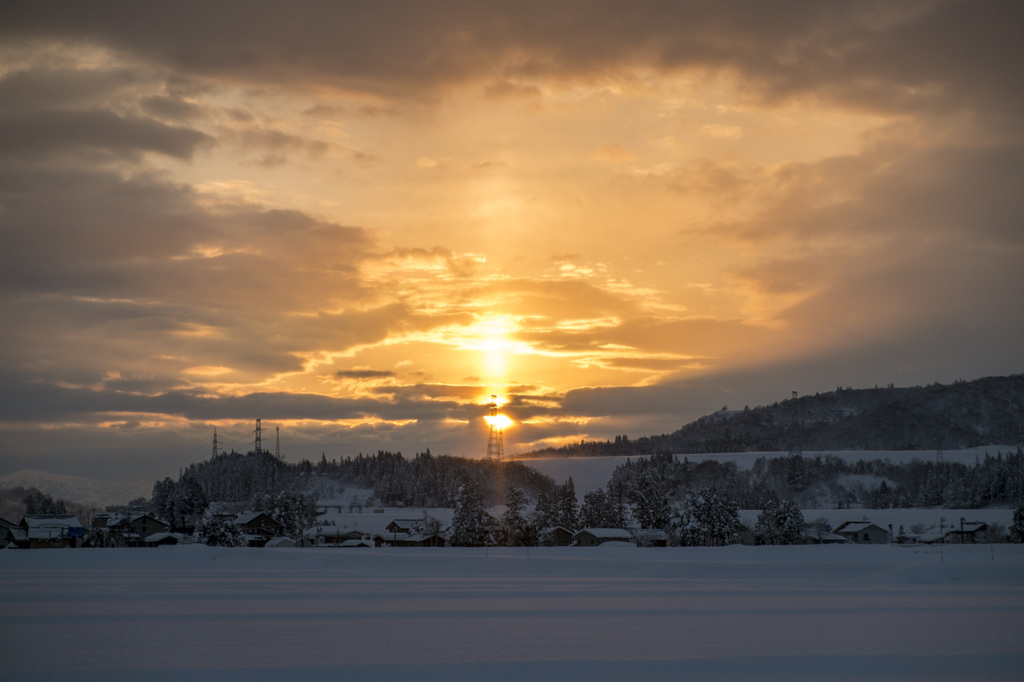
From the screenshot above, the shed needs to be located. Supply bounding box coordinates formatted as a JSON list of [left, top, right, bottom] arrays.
[[539, 526, 574, 546], [833, 521, 890, 544], [944, 522, 989, 544], [572, 528, 635, 547]]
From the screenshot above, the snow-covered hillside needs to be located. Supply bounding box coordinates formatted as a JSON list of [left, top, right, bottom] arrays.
[[3, 544, 1022, 681], [522, 446, 1019, 499], [0, 469, 152, 507]]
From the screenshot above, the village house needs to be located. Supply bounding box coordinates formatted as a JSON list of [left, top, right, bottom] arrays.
[[143, 532, 188, 547], [11, 515, 86, 548], [539, 526, 574, 546], [572, 528, 635, 547], [944, 521, 989, 544], [1, 516, 17, 548], [374, 518, 446, 547], [234, 512, 287, 546], [833, 521, 890, 544], [303, 525, 373, 547], [92, 512, 170, 547]]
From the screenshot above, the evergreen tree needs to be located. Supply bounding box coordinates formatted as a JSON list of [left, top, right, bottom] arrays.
[[533, 490, 558, 530], [150, 477, 176, 523], [172, 474, 208, 530], [555, 478, 580, 530], [197, 512, 246, 547], [754, 498, 805, 545], [450, 481, 491, 546], [1010, 501, 1024, 543], [580, 489, 612, 528], [676, 487, 740, 546], [502, 487, 530, 546], [629, 468, 672, 529]]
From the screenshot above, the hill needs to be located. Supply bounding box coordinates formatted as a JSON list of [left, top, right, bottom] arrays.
[[0, 469, 152, 509], [525, 375, 1024, 457]]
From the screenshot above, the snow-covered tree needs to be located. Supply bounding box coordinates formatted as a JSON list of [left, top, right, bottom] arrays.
[[253, 491, 316, 538], [1010, 501, 1024, 543], [450, 481, 492, 546], [197, 512, 245, 547], [150, 477, 176, 523], [629, 469, 672, 529], [675, 487, 740, 546], [555, 478, 580, 530], [754, 498, 805, 545], [172, 474, 208, 530], [502, 487, 531, 546], [533, 489, 558, 530]]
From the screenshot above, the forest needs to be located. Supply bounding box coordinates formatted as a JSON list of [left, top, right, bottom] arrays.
[[526, 375, 1024, 457]]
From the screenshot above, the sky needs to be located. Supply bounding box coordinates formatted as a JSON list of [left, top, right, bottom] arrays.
[[1, 1, 1022, 484]]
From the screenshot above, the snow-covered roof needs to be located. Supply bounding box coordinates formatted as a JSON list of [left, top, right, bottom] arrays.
[[311, 508, 455, 537], [22, 516, 85, 540], [338, 539, 373, 548], [803, 530, 849, 543], [235, 512, 277, 525], [834, 521, 887, 534], [574, 528, 633, 539], [265, 537, 295, 548]]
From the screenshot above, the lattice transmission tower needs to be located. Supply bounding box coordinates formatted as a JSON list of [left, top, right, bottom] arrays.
[[486, 395, 504, 462], [254, 418, 262, 455]]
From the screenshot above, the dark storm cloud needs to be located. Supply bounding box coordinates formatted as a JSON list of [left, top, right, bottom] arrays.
[[731, 143, 1024, 246], [0, 67, 146, 114], [0, 374, 467, 424], [0, 109, 212, 160], [140, 95, 205, 121], [4, 1, 1020, 118]]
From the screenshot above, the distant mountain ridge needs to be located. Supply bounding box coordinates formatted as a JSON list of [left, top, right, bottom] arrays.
[[0, 469, 152, 508], [526, 375, 1024, 457]]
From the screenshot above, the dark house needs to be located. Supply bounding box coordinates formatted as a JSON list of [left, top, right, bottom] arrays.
[[572, 528, 635, 547], [833, 521, 890, 544], [539, 526, 574, 546], [16, 516, 86, 548], [234, 512, 286, 546]]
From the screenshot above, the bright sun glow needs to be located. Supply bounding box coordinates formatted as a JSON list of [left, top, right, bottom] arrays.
[[484, 414, 514, 430]]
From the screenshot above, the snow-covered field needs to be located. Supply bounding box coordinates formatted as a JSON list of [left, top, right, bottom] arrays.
[[3, 543, 1023, 681]]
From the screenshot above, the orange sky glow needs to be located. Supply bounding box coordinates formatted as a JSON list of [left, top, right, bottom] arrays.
[[1, 2, 1021, 482]]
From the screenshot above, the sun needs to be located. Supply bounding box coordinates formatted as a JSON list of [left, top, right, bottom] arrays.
[[484, 413, 514, 430]]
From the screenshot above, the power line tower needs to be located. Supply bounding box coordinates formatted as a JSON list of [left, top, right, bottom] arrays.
[[254, 418, 262, 455], [212, 428, 219, 458], [788, 391, 802, 457], [275, 426, 280, 459], [486, 395, 504, 462]]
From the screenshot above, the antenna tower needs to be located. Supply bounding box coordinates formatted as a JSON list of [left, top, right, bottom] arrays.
[[254, 418, 262, 455], [486, 395, 504, 462], [212, 428, 219, 458], [275, 426, 280, 459]]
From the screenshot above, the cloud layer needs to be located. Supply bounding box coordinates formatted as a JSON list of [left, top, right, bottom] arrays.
[[1, 1, 1021, 481]]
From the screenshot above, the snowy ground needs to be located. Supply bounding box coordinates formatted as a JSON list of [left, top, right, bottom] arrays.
[[3, 544, 1023, 681]]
